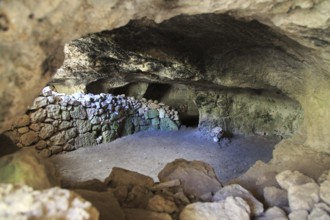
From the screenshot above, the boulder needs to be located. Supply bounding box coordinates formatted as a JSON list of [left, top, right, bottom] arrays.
[[212, 184, 264, 216], [20, 130, 39, 146], [0, 148, 60, 189], [105, 167, 154, 189], [288, 182, 320, 211], [158, 159, 222, 199], [75, 189, 125, 220], [276, 170, 315, 190], [264, 186, 288, 208], [180, 196, 250, 220], [124, 208, 172, 220], [0, 184, 99, 220]]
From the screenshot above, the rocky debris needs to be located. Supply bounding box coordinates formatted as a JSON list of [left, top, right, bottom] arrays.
[[276, 170, 315, 190], [179, 196, 251, 220], [75, 189, 125, 220], [158, 159, 222, 199], [0, 148, 60, 189], [9, 86, 180, 156], [212, 184, 264, 216], [0, 184, 99, 220], [263, 186, 288, 207]]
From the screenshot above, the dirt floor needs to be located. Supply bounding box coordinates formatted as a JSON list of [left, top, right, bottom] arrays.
[[51, 128, 278, 185]]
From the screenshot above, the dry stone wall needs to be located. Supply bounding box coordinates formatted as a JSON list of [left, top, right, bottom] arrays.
[[7, 87, 180, 157]]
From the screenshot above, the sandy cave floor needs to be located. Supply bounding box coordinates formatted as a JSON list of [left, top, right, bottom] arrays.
[[51, 128, 278, 185]]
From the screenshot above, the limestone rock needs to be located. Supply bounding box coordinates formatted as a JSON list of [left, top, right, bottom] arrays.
[[105, 167, 154, 189], [212, 184, 264, 216], [321, 180, 330, 206], [75, 189, 125, 220], [147, 195, 178, 214], [39, 123, 55, 139], [30, 108, 47, 123], [20, 130, 39, 146], [14, 115, 30, 128], [180, 196, 250, 220], [0, 184, 99, 220], [75, 132, 96, 148], [264, 186, 288, 208], [158, 159, 222, 199], [288, 182, 320, 211], [70, 106, 87, 119], [258, 207, 288, 220], [308, 207, 330, 220], [124, 208, 172, 220], [46, 104, 61, 119], [276, 170, 315, 191], [289, 210, 308, 220], [0, 148, 60, 189]]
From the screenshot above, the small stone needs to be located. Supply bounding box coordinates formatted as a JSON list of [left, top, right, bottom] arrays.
[[288, 182, 320, 211], [17, 127, 29, 134], [61, 111, 71, 121], [49, 131, 66, 145], [308, 207, 330, 220], [49, 145, 62, 155], [39, 148, 52, 158], [58, 121, 73, 131], [212, 184, 264, 216], [147, 195, 178, 214], [70, 106, 87, 119], [20, 130, 39, 146], [52, 120, 59, 127], [264, 186, 288, 207], [276, 170, 315, 191], [289, 210, 308, 220], [14, 115, 30, 128], [29, 123, 41, 131], [46, 104, 61, 119], [65, 128, 77, 140], [179, 196, 250, 220], [39, 124, 55, 139]]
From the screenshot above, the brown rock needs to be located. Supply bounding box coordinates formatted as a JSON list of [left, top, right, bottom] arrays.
[[20, 130, 39, 146], [147, 195, 178, 214], [29, 123, 41, 131], [49, 145, 63, 154], [158, 159, 222, 199], [124, 208, 172, 220], [39, 123, 55, 139], [30, 108, 47, 123], [14, 115, 30, 128], [33, 140, 48, 150], [17, 127, 29, 134], [105, 167, 154, 189]]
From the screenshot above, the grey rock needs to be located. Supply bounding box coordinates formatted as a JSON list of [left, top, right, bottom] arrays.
[[288, 182, 320, 211], [151, 118, 160, 126], [61, 111, 71, 121], [20, 130, 39, 146], [70, 106, 87, 119], [158, 159, 222, 199], [264, 186, 288, 207], [49, 145, 63, 154], [58, 121, 73, 131], [49, 131, 66, 145], [180, 196, 250, 220], [213, 184, 264, 216], [39, 148, 52, 158], [258, 207, 288, 220], [65, 128, 77, 140], [46, 104, 61, 119], [276, 170, 315, 191], [76, 119, 92, 134], [47, 96, 55, 104], [39, 124, 55, 140], [308, 207, 330, 220], [75, 132, 96, 148], [320, 180, 330, 206], [160, 118, 179, 131], [289, 210, 308, 220], [102, 130, 116, 143], [158, 108, 166, 118], [30, 96, 48, 109], [52, 120, 59, 127]]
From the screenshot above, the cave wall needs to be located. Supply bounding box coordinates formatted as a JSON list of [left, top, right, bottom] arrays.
[[0, 0, 329, 154]]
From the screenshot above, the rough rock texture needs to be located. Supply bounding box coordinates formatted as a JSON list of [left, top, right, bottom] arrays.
[[0, 148, 60, 189], [0, 0, 329, 156], [276, 170, 315, 191], [7, 87, 180, 155], [179, 196, 251, 220], [212, 184, 264, 216], [0, 184, 99, 220], [158, 159, 222, 199]]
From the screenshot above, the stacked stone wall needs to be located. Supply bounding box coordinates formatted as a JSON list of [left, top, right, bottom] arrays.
[[7, 87, 180, 157]]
